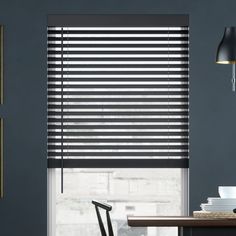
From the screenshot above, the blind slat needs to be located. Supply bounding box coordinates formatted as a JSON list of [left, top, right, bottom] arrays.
[[48, 111, 188, 116], [48, 98, 188, 102], [48, 91, 189, 95], [48, 138, 189, 143], [47, 152, 189, 157], [48, 118, 188, 122], [48, 131, 188, 136]]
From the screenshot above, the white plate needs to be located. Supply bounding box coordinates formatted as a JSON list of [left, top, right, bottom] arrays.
[[201, 203, 236, 212], [207, 197, 236, 205]]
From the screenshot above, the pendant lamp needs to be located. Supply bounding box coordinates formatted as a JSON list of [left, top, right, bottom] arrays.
[[216, 27, 236, 91]]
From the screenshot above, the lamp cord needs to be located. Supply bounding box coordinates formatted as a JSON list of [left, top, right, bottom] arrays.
[[232, 64, 235, 92]]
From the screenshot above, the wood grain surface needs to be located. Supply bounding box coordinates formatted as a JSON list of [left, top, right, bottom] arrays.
[[127, 216, 236, 227]]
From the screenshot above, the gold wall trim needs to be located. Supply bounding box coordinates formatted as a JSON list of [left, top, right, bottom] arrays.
[[0, 119, 3, 198], [0, 26, 3, 104]]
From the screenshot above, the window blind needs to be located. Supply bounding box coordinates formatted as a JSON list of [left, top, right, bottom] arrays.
[[47, 15, 189, 169]]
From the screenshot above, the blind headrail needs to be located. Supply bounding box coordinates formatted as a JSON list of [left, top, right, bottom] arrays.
[[48, 14, 189, 27]]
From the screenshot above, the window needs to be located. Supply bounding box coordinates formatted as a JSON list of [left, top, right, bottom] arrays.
[[47, 14, 189, 236]]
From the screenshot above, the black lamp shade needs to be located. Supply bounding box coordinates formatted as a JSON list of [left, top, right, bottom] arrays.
[[216, 27, 236, 64]]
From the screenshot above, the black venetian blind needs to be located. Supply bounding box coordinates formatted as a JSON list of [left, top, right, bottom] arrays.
[[47, 15, 189, 170]]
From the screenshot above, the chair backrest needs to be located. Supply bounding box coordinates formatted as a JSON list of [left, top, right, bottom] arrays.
[[92, 200, 114, 236]]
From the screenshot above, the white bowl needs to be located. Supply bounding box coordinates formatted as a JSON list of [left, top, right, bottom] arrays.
[[218, 186, 236, 198]]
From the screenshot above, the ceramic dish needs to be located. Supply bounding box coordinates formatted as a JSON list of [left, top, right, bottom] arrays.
[[201, 203, 236, 212], [219, 186, 236, 198], [207, 197, 236, 205]]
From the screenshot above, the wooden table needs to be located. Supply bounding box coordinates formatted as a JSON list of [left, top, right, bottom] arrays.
[[127, 216, 236, 236]]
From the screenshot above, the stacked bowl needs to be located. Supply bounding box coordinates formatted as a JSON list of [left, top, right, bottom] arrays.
[[200, 186, 236, 213]]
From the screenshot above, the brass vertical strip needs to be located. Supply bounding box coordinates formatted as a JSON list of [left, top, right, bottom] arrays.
[[0, 119, 3, 198], [0, 26, 3, 104]]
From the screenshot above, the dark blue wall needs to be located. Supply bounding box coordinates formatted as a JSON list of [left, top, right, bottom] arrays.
[[0, 0, 236, 235]]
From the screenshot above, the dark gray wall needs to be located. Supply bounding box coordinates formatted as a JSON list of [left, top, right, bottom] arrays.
[[0, 0, 236, 235]]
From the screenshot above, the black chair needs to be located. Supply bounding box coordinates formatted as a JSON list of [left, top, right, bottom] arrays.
[[92, 200, 114, 236], [92, 200, 147, 236]]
